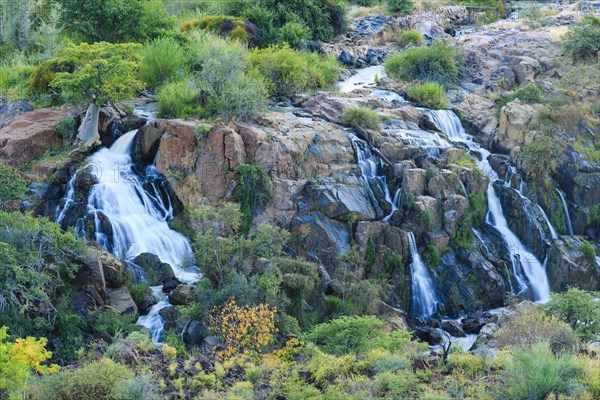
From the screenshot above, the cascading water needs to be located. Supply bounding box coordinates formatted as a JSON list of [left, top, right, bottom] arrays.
[[55, 129, 198, 342], [407, 231, 439, 318], [556, 189, 574, 235], [428, 110, 551, 301], [350, 134, 400, 221]]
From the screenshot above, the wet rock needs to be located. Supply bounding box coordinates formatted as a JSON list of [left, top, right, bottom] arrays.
[[442, 320, 466, 337], [169, 284, 198, 306], [97, 106, 121, 146], [350, 15, 388, 37], [135, 286, 157, 314], [0, 108, 75, 166], [107, 287, 138, 315], [461, 317, 486, 335], [132, 253, 174, 286], [159, 307, 180, 330], [162, 278, 181, 293], [412, 325, 445, 345]]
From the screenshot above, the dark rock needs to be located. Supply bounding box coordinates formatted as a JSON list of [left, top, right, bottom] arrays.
[[133, 120, 166, 165], [338, 50, 355, 66], [183, 321, 208, 346], [71, 291, 96, 315], [169, 284, 198, 306], [412, 325, 444, 345], [547, 237, 599, 292], [159, 306, 180, 330], [350, 15, 388, 37], [162, 278, 181, 293], [135, 286, 157, 314], [132, 253, 174, 286], [441, 320, 466, 337]]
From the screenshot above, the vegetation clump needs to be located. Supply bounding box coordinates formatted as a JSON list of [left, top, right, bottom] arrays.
[[341, 106, 381, 130], [405, 81, 449, 109]]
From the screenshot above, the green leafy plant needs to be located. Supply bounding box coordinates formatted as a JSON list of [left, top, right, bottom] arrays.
[[388, 0, 414, 14], [544, 287, 600, 342], [340, 106, 381, 130], [405, 81, 449, 109], [234, 164, 273, 234], [55, 115, 77, 141], [522, 135, 563, 180], [140, 37, 185, 88], [397, 29, 423, 47], [579, 241, 597, 265], [385, 40, 460, 84], [0, 162, 27, 205], [562, 15, 600, 59], [157, 79, 200, 119]]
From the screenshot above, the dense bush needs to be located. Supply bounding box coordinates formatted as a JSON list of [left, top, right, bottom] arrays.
[[499, 342, 585, 399], [562, 15, 600, 59], [157, 79, 200, 119], [235, 164, 273, 233], [304, 316, 386, 355], [140, 37, 185, 88], [397, 29, 424, 47], [405, 81, 449, 109], [276, 22, 310, 47], [544, 288, 600, 342], [522, 134, 563, 179], [497, 83, 544, 110], [55, 115, 77, 141], [0, 162, 28, 205], [388, 0, 414, 14], [340, 106, 381, 130], [249, 45, 340, 98], [579, 241, 597, 265], [385, 40, 460, 84]]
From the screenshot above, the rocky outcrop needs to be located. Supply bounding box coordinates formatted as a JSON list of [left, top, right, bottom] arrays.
[[0, 107, 75, 166], [169, 284, 198, 306], [0, 99, 32, 129], [547, 237, 599, 292], [107, 287, 138, 315], [132, 253, 175, 286], [496, 100, 543, 153]]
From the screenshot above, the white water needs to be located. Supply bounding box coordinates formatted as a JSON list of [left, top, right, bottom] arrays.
[[428, 110, 550, 302], [338, 65, 384, 93], [408, 231, 439, 318], [350, 134, 399, 221], [556, 189, 574, 235], [56, 129, 199, 342]]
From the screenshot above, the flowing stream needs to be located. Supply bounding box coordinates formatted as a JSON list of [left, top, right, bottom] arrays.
[[56, 129, 198, 342], [408, 231, 439, 318], [427, 110, 550, 301]]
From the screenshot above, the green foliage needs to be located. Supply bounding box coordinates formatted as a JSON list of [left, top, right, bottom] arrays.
[[50, 42, 143, 106], [522, 135, 563, 180], [56, 0, 174, 43], [496, 83, 544, 111], [55, 115, 76, 141], [397, 29, 424, 47], [180, 16, 252, 43], [562, 15, 600, 59], [374, 370, 419, 398], [499, 342, 585, 400], [304, 315, 390, 355], [140, 37, 184, 88], [447, 350, 486, 378], [588, 204, 600, 228], [88, 310, 137, 339], [405, 81, 449, 109], [544, 288, 600, 342], [249, 45, 340, 98], [340, 106, 381, 130], [28, 358, 133, 400], [0, 212, 83, 337], [427, 244, 440, 268], [0, 162, 28, 205], [579, 241, 597, 265], [210, 71, 269, 120], [157, 79, 200, 119], [468, 193, 487, 227], [388, 0, 414, 15], [235, 164, 273, 234], [385, 40, 460, 84], [451, 212, 474, 250], [276, 22, 310, 47]]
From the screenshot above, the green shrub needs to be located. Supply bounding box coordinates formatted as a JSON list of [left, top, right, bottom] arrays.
[[562, 15, 600, 59], [0, 162, 28, 204], [544, 287, 600, 342], [304, 348, 358, 384], [499, 342, 585, 400], [28, 358, 133, 400], [89, 309, 137, 338], [340, 106, 381, 130], [55, 115, 77, 141], [374, 370, 419, 398], [249, 45, 340, 98], [140, 37, 185, 88], [497, 83, 544, 111], [276, 22, 310, 47], [208, 71, 268, 120], [388, 0, 414, 15], [589, 204, 600, 228], [405, 81, 449, 109], [579, 241, 597, 265], [522, 135, 563, 180], [114, 374, 160, 400], [304, 315, 386, 355], [235, 164, 273, 234], [397, 29, 423, 47], [468, 193, 487, 227], [385, 40, 460, 84], [157, 79, 200, 119], [447, 350, 486, 378]]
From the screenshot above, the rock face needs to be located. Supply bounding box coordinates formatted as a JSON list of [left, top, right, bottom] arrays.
[[547, 237, 599, 292], [496, 100, 543, 153], [169, 284, 198, 306], [132, 253, 174, 286], [0, 108, 75, 166], [107, 287, 138, 315], [0, 99, 32, 129]]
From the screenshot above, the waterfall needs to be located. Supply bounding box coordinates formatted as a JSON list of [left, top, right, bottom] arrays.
[[556, 189, 574, 235], [428, 110, 550, 302], [56, 129, 199, 342], [350, 134, 399, 221], [408, 231, 439, 319]]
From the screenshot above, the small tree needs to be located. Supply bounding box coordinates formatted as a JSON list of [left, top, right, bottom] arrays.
[[388, 0, 414, 15], [544, 288, 600, 342], [51, 42, 143, 146]]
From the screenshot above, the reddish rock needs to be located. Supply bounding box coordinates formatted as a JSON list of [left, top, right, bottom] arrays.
[[0, 108, 75, 166]]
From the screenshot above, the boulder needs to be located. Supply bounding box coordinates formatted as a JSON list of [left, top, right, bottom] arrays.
[[107, 287, 138, 315], [301, 92, 347, 123], [412, 196, 441, 231], [441, 320, 466, 337], [443, 194, 469, 235], [0, 99, 32, 129], [169, 284, 198, 306], [132, 120, 166, 165], [132, 253, 174, 286], [159, 306, 180, 330], [547, 237, 599, 292], [135, 286, 157, 314], [0, 108, 75, 166], [183, 321, 208, 346], [402, 168, 427, 196], [496, 100, 543, 152]]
